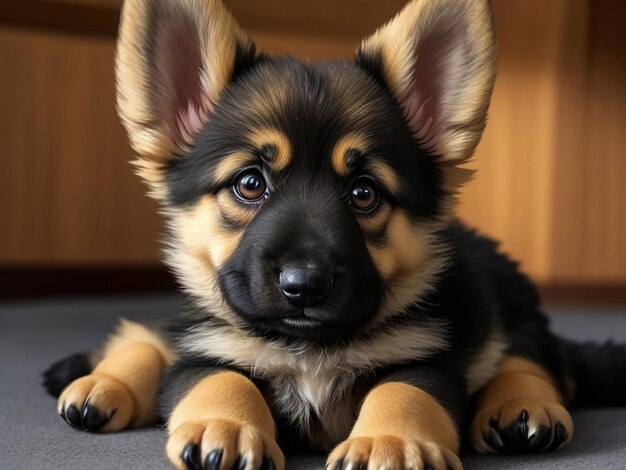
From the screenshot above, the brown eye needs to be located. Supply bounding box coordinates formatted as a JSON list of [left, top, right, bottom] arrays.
[[234, 171, 267, 202], [350, 178, 379, 212]]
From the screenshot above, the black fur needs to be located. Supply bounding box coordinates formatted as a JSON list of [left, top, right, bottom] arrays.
[[561, 339, 626, 406], [42, 353, 91, 398]]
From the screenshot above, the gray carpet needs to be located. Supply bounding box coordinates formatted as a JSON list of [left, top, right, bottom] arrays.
[[1, 294, 625, 469]]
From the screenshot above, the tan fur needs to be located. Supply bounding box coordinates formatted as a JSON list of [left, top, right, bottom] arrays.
[[359, 0, 496, 164], [102, 318, 176, 365], [116, 0, 253, 198], [183, 315, 449, 378], [166, 371, 284, 470], [465, 329, 508, 394], [174, 195, 245, 271], [217, 191, 257, 227], [330, 133, 370, 177], [328, 382, 462, 469], [248, 128, 292, 172], [163, 194, 248, 334], [58, 320, 174, 430], [368, 161, 400, 196], [367, 211, 449, 324], [213, 151, 258, 183], [470, 356, 574, 454]]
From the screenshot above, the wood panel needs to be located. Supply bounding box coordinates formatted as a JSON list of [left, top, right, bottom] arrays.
[[547, 0, 591, 282], [458, 0, 573, 280], [0, 27, 161, 265], [555, 0, 626, 282], [227, 0, 405, 40]]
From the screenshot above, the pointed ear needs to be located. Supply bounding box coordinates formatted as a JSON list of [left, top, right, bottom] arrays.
[[357, 0, 496, 164], [116, 0, 255, 197]]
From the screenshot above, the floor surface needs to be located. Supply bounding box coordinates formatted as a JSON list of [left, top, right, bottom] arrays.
[[1, 294, 625, 469]]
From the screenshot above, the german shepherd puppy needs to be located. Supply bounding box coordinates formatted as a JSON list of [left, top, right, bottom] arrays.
[[43, 0, 626, 469]]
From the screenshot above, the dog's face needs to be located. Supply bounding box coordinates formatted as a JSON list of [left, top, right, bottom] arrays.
[[165, 58, 447, 339], [116, 0, 496, 342]]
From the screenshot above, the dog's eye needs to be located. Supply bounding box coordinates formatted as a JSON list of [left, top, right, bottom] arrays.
[[350, 178, 379, 212], [234, 171, 267, 202]]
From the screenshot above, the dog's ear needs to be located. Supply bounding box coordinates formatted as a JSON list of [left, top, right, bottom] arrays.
[[116, 0, 254, 197], [357, 0, 496, 164]]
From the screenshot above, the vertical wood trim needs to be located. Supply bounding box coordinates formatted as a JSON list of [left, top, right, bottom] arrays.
[[549, 0, 591, 281], [579, 0, 626, 281], [459, 0, 571, 281]]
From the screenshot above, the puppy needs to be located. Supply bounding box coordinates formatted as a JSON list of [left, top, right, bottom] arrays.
[[43, 0, 626, 469]]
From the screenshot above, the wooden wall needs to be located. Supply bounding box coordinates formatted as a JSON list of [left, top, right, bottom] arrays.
[[464, 0, 626, 284], [1, 0, 624, 288]]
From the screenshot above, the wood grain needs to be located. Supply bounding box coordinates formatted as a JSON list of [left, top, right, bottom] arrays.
[[458, 0, 571, 280], [0, 27, 161, 265], [573, 0, 626, 282]]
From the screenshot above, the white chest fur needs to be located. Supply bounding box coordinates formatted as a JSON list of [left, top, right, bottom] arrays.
[[269, 369, 359, 449]]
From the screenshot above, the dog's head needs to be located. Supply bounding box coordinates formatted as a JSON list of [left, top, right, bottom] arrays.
[[116, 0, 496, 342]]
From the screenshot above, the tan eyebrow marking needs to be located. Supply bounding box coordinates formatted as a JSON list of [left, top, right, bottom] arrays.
[[368, 161, 400, 196], [248, 128, 292, 171], [331, 133, 370, 177], [214, 151, 258, 183]]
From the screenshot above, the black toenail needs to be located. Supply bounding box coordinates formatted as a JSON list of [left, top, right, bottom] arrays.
[[517, 411, 529, 443], [204, 449, 223, 470], [182, 442, 202, 470], [519, 409, 529, 422], [548, 423, 568, 451], [81, 401, 109, 432], [235, 455, 247, 470], [65, 404, 83, 429], [261, 456, 276, 470]]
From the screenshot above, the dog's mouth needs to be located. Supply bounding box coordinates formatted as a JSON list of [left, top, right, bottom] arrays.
[[280, 314, 326, 332], [270, 310, 347, 339], [258, 308, 346, 340]]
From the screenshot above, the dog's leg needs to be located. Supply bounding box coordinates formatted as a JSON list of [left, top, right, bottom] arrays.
[[57, 319, 173, 432], [470, 355, 574, 454], [162, 366, 284, 470], [327, 365, 465, 470]]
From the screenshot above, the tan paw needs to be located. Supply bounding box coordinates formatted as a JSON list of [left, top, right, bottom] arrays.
[[166, 418, 285, 470], [57, 373, 134, 432], [327, 435, 462, 470], [470, 398, 573, 454]]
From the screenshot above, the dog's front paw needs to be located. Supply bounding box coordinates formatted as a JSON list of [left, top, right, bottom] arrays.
[[166, 418, 285, 470], [327, 435, 462, 470], [470, 398, 573, 454], [57, 373, 134, 432]]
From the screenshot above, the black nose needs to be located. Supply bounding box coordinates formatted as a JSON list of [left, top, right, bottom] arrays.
[[279, 268, 333, 307]]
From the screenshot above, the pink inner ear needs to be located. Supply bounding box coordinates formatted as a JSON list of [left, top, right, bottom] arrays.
[[399, 25, 467, 153], [155, 16, 213, 148]]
